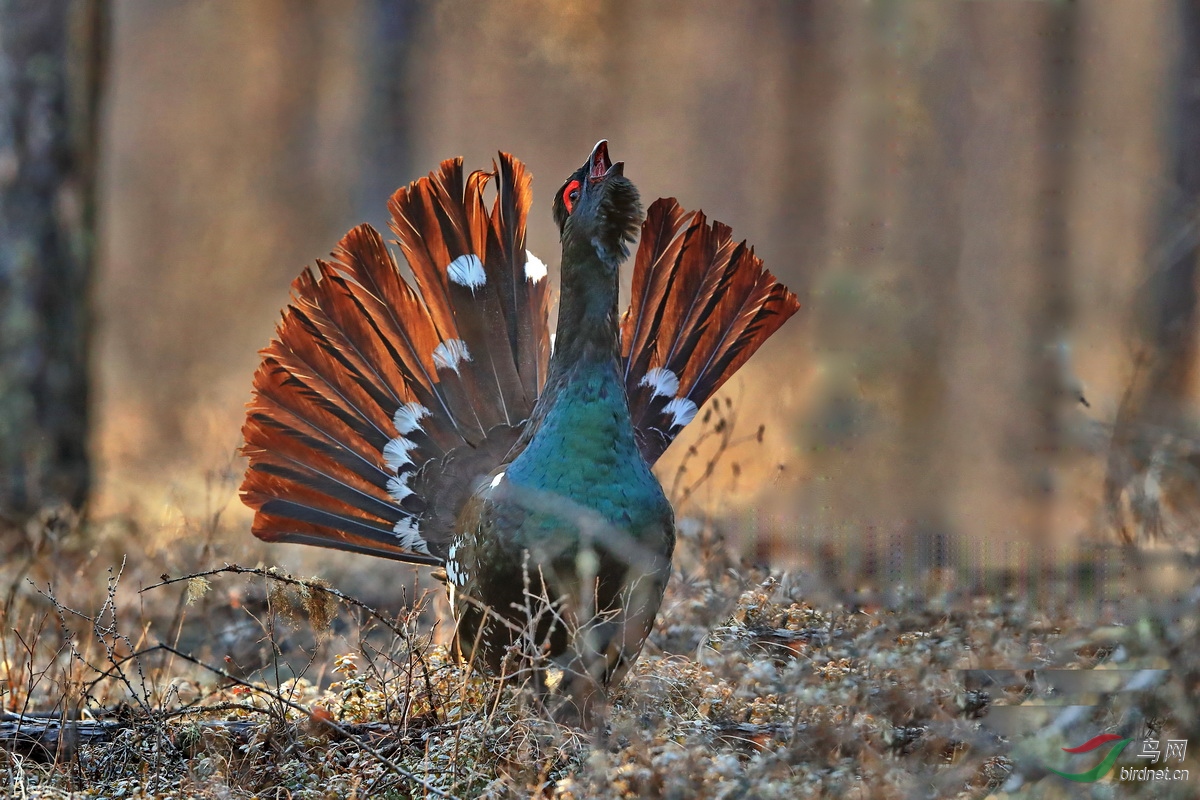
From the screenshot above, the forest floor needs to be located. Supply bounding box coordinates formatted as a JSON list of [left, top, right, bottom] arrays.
[[1, 499, 1198, 799]]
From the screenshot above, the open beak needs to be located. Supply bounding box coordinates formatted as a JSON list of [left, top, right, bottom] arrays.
[[588, 139, 623, 183]]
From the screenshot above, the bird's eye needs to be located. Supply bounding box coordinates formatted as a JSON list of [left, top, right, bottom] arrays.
[[562, 180, 581, 214]]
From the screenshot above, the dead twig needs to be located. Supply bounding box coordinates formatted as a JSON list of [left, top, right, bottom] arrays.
[[157, 643, 464, 800]]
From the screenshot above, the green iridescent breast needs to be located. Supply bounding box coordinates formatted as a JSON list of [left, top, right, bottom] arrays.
[[501, 362, 673, 544]]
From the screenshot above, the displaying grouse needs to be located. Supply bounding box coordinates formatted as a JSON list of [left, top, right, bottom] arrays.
[[240, 141, 799, 721]]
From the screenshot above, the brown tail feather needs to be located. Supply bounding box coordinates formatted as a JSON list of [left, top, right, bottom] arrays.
[[622, 199, 694, 383], [241, 154, 545, 564], [621, 198, 801, 464], [321, 231, 458, 442], [389, 158, 543, 433], [489, 155, 549, 400], [249, 503, 439, 565], [473, 158, 548, 416]]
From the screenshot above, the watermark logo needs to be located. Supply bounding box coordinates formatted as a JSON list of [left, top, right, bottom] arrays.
[[1047, 728, 1189, 784], [1046, 734, 1131, 783], [961, 669, 1192, 788]]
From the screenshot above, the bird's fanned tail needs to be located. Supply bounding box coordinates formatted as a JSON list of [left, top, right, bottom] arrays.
[[621, 197, 801, 465], [243, 163, 796, 562], [241, 154, 548, 564]]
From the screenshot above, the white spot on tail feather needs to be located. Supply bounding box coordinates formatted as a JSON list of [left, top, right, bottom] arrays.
[[387, 472, 414, 502], [550, 333, 557, 354], [392, 517, 430, 555], [524, 251, 548, 282], [433, 339, 471, 372], [664, 397, 698, 428], [383, 437, 418, 471], [639, 367, 680, 399], [446, 541, 468, 585], [447, 254, 486, 289], [489, 472, 505, 489], [393, 402, 429, 434]]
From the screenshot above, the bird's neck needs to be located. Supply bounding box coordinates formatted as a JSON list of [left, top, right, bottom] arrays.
[[502, 232, 662, 520], [543, 238, 622, 390]]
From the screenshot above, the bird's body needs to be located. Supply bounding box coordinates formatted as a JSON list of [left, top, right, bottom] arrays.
[[241, 141, 798, 721], [450, 266, 674, 707]]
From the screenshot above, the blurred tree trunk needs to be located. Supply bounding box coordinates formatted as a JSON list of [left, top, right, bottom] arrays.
[[0, 1, 107, 523], [803, 3, 1086, 578], [358, 0, 418, 226], [770, 1, 835, 301], [96, 1, 368, 499], [1026, 0, 1080, 551], [807, 2, 901, 574], [1105, 0, 1200, 542], [814, 3, 972, 581], [942, 2, 1076, 567], [1030, 2, 1080, 544], [888, 3, 971, 577]]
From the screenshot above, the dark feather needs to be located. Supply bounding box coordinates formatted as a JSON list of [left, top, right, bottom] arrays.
[[490, 155, 549, 404], [242, 153, 546, 564], [251, 500, 441, 566], [622, 199, 800, 464], [621, 198, 694, 381]]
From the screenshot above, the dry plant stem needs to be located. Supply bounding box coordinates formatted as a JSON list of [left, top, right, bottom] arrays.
[[142, 564, 411, 641], [158, 575, 195, 683], [451, 616, 488, 785], [669, 393, 764, 508], [404, 597, 443, 726], [484, 652, 512, 730], [158, 643, 464, 800], [3, 549, 37, 635], [262, 593, 289, 730], [0, 701, 443, 754], [356, 637, 415, 728], [143, 563, 447, 727], [42, 559, 155, 716]]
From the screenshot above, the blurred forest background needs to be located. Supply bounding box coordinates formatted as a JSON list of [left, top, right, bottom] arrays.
[[4, 0, 1200, 588]]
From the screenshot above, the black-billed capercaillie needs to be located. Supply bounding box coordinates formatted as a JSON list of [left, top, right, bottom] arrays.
[[240, 141, 799, 722]]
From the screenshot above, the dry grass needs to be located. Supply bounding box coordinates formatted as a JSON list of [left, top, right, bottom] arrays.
[[2, 410, 1199, 798], [2, 514, 1198, 799]]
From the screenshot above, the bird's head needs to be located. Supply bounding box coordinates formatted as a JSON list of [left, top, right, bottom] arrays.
[[552, 140, 643, 264]]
